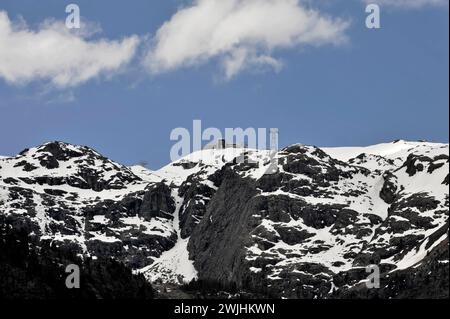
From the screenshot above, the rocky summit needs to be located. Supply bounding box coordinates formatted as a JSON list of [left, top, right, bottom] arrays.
[[0, 140, 448, 299]]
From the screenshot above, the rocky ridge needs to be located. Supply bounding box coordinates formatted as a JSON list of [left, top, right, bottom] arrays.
[[0, 140, 448, 298]]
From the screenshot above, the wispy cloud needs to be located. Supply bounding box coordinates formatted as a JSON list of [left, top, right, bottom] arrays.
[[362, 0, 449, 9], [0, 11, 140, 88], [144, 0, 350, 80]]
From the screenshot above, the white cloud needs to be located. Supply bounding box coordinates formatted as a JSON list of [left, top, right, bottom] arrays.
[[0, 11, 140, 88], [144, 0, 349, 79], [363, 0, 449, 9]]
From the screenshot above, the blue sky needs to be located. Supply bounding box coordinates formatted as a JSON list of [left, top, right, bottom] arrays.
[[0, 0, 448, 169]]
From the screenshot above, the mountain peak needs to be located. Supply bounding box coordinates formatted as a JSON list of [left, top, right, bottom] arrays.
[[19, 141, 99, 160], [1, 141, 141, 192]]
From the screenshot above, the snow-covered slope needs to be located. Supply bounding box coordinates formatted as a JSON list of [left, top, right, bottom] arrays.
[[324, 140, 447, 169], [0, 142, 176, 267], [324, 140, 434, 160], [0, 140, 448, 298]]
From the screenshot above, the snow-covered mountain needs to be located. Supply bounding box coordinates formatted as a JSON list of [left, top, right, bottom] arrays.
[[0, 140, 448, 298]]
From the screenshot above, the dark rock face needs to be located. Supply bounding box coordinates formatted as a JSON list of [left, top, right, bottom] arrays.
[[443, 174, 449, 186], [188, 169, 261, 291], [81, 184, 177, 268], [178, 173, 216, 239], [379, 172, 398, 204], [280, 147, 357, 187], [273, 225, 315, 245], [13, 160, 38, 172], [140, 183, 175, 221], [403, 154, 427, 176], [38, 142, 84, 160], [186, 168, 364, 298]]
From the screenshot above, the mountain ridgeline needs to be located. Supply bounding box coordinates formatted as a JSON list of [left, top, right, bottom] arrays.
[[0, 140, 448, 299]]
